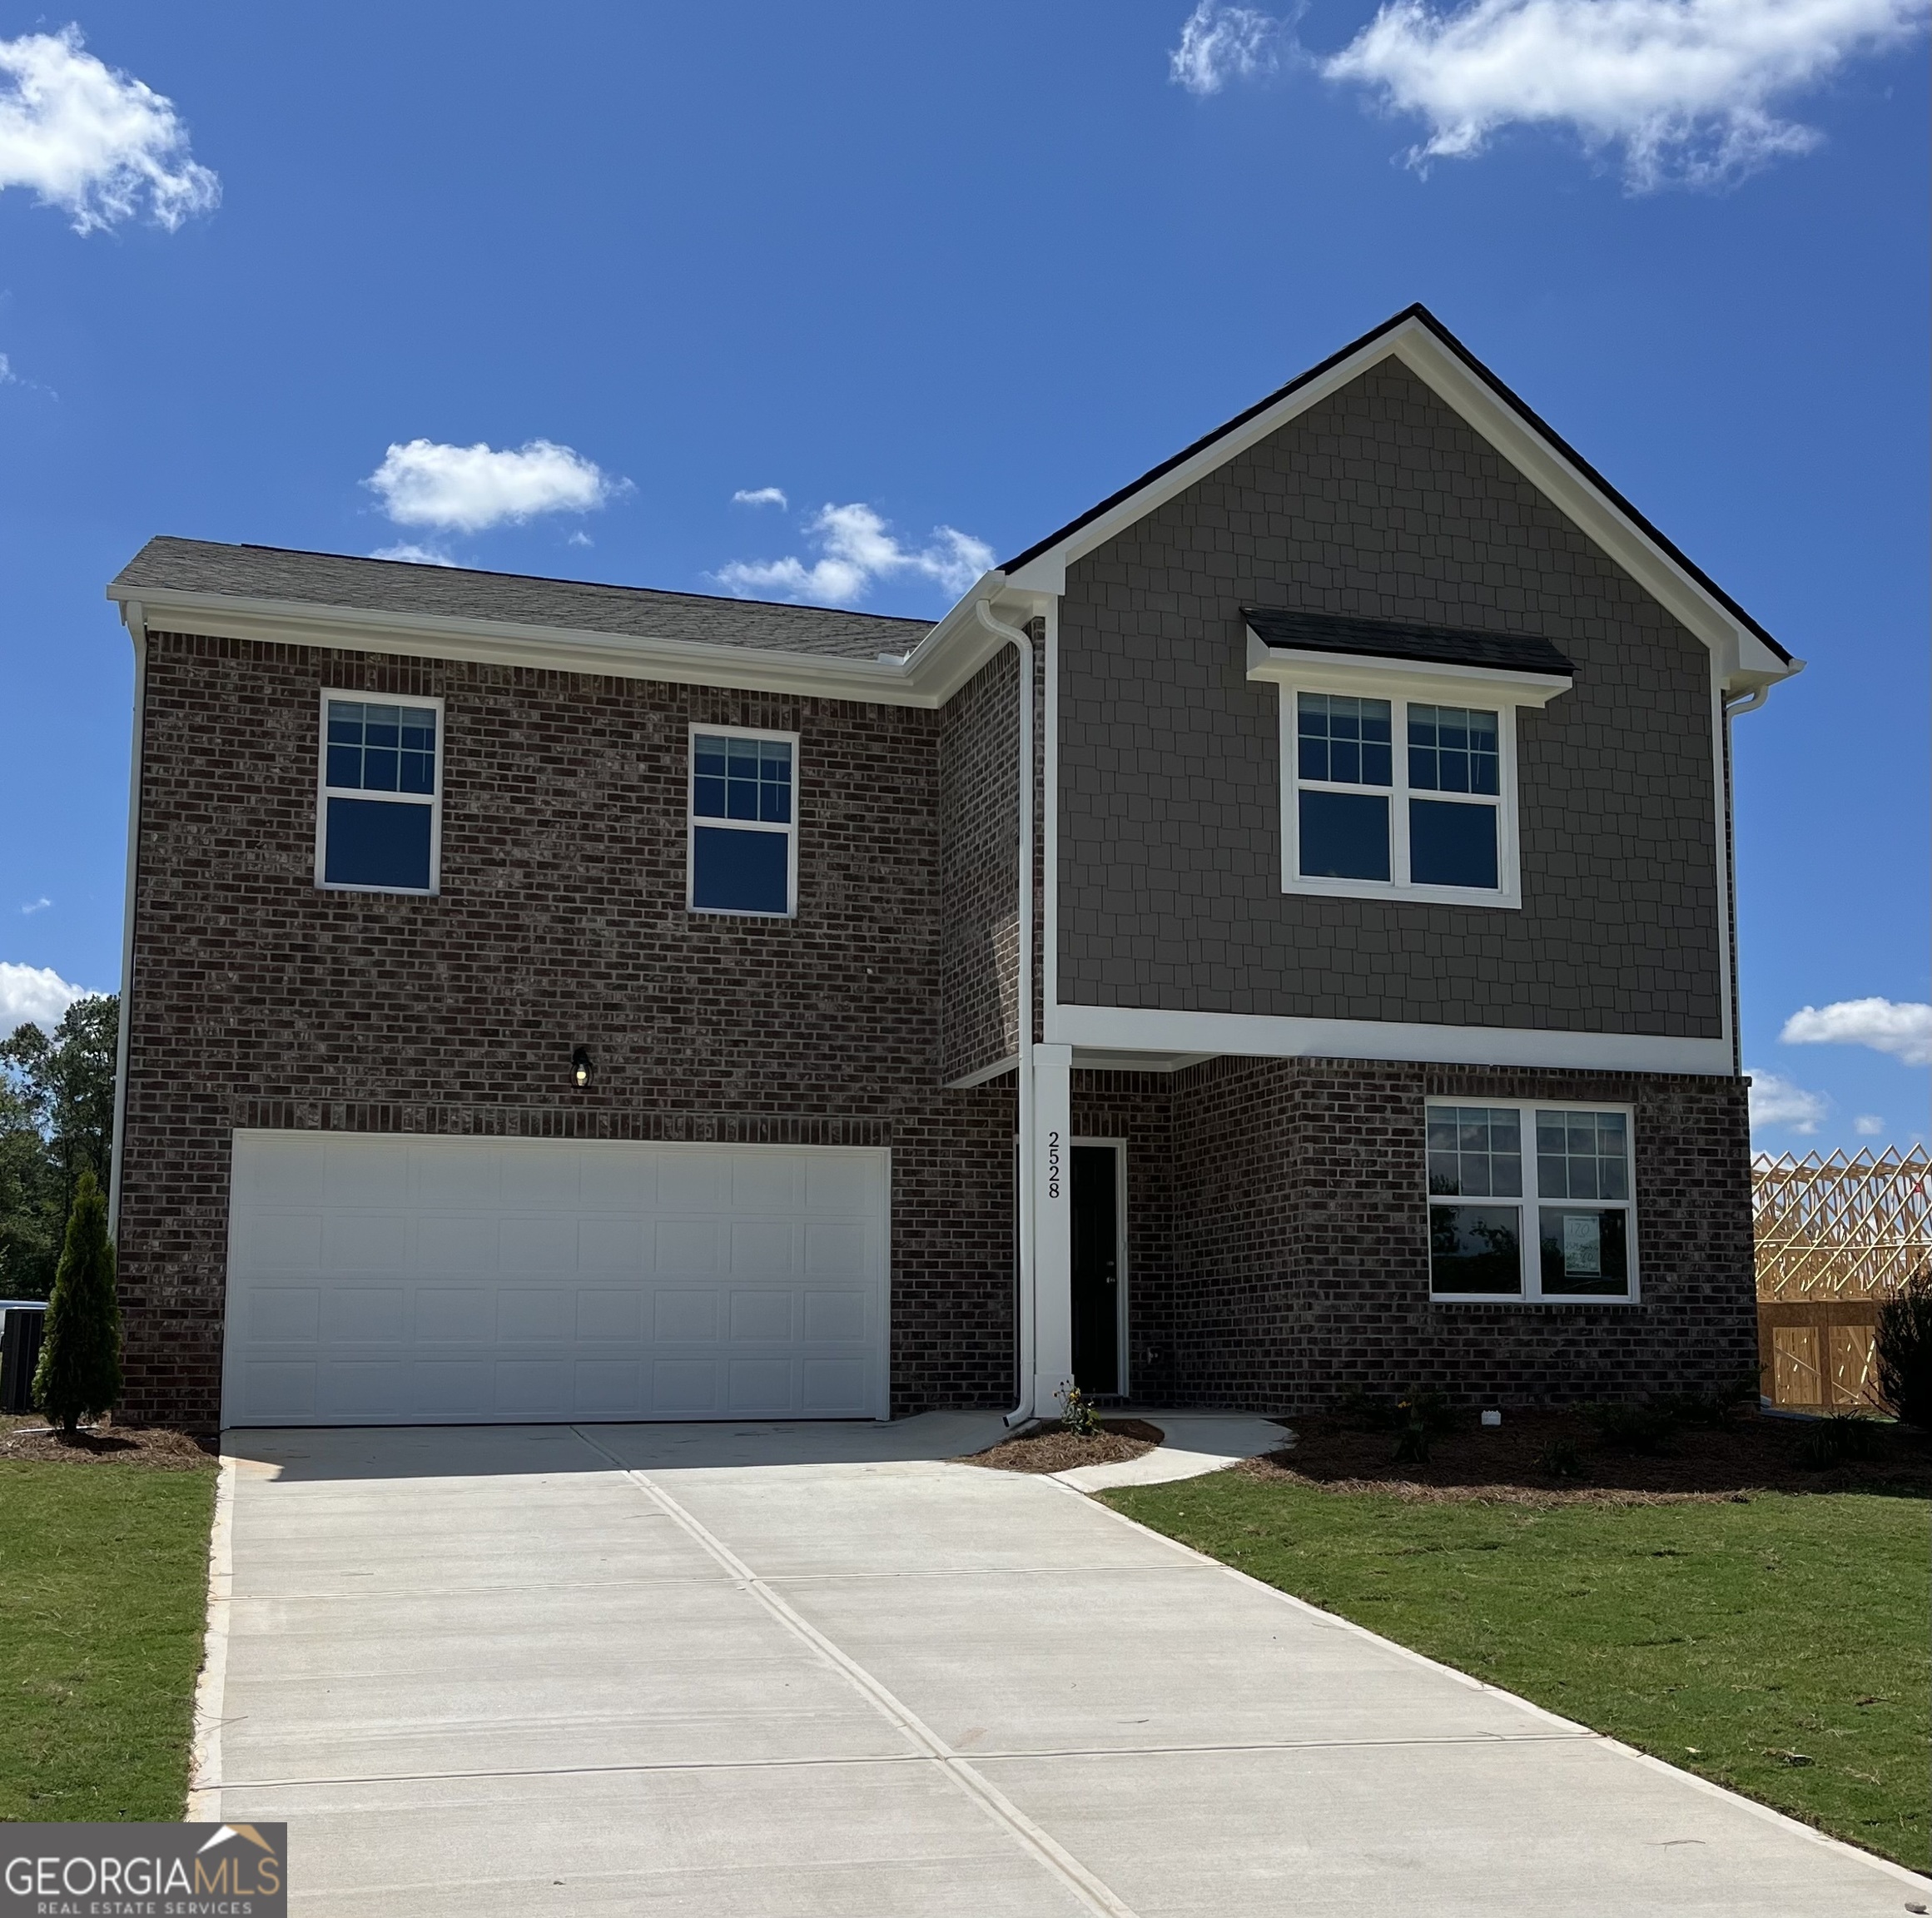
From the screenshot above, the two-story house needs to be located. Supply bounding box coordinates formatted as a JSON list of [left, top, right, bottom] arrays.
[[105, 305, 1799, 1434]]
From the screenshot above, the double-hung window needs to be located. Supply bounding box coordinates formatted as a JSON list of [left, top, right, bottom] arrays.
[[1292, 693, 1508, 899], [1245, 614, 1574, 911], [316, 694, 442, 894], [1426, 1100, 1637, 1301], [688, 726, 797, 916]]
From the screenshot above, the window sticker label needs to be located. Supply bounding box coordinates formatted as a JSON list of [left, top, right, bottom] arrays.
[[1562, 1212, 1602, 1275]]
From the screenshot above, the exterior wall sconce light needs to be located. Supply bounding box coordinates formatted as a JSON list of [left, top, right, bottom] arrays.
[[571, 1046, 593, 1091]]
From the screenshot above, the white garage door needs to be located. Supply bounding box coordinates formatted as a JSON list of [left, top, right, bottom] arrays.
[[222, 1131, 891, 1427]]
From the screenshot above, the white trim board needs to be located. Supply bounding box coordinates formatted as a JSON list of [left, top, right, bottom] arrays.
[[1049, 1002, 1733, 1077], [107, 583, 1041, 713]]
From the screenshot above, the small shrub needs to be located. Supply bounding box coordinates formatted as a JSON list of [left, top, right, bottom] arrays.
[[1537, 1438, 1585, 1478], [1339, 1389, 1398, 1431], [1874, 1268, 1932, 1431], [1796, 1413, 1886, 1470], [31, 1170, 122, 1435], [1389, 1388, 1452, 1464], [1058, 1383, 1100, 1438], [1580, 1401, 1676, 1453], [1667, 1367, 1766, 1427]]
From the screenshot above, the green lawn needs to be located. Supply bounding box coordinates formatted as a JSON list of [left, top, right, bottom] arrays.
[[1106, 1476, 1931, 1872], [0, 1459, 217, 1821]]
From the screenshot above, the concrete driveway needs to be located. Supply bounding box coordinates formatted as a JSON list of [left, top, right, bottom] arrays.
[[202, 1417, 1920, 1916]]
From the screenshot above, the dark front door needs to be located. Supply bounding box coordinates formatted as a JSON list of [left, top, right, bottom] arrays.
[[1070, 1145, 1120, 1396]]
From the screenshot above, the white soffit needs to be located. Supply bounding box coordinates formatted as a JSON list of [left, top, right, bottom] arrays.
[[1005, 316, 1794, 692]]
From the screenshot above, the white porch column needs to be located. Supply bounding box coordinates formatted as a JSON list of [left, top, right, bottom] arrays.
[[1031, 1041, 1074, 1417]]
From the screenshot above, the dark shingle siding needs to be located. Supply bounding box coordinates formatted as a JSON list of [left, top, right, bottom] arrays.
[[112, 538, 933, 662], [1057, 361, 1725, 1036]]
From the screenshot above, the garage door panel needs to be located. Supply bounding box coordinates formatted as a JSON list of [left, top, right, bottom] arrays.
[[225, 1136, 890, 1425], [415, 1288, 495, 1344], [325, 1284, 408, 1344], [239, 1210, 322, 1275], [494, 1359, 573, 1418], [324, 1359, 410, 1417], [413, 1361, 494, 1417], [729, 1289, 795, 1342], [731, 1220, 796, 1281], [579, 1147, 654, 1211], [243, 1360, 315, 1421], [499, 1146, 581, 1210], [728, 1357, 793, 1413], [325, 1138, 409, 1209], [414, 1212, 500, 1275], [657, 1218, 723, 1278], [802, 1358, 867, 1414], [246, 1285, 320, 1344], [410, 1142, 498, 1209]]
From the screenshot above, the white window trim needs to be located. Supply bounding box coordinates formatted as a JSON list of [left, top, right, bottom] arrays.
[[686, 723, 800, 919], [314, 690, 445, 897], [1425, 1097, 1641, 1305], [1249, 639, 1571, 912]]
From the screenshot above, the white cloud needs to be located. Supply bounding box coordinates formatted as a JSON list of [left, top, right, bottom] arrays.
[[0, 354, 12, 385], [0, 960, 90, 1031], [1322, 0, 1928, 188], [1854, 1114, 1885, 1136], [1171, 1, 1290, 92], [1746, 1069, 1830, 1133], [364, 439, 618, 535], [0, 27, 219, 234], [714, 503, 995, 608], [733, 487, 788, 509], [370, 541, 455, 567], [566, 530, 593, 549], [1781, 996, 1932, 1067], [19, 897, 49, 915]]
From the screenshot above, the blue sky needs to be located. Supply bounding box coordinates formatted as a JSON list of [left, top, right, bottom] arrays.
[[0, 1, 1924, 1154]]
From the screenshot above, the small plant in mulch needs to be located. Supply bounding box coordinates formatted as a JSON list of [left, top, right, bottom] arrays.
[[1796, 1412, 1888, 1470], [1058, 1384, 1101, 1438], [1340, 1389, 1398, 1432], [1391, 1388, 1453, 1465], [1537, 1438, 1585, 1479], [1875, 1265, 1932, 1432], [1661, 1368, 1765, 1428], [1579, 1400, 1678, 1454]]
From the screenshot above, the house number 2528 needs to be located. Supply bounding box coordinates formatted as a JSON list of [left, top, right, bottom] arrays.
[[1045, 1130, 1061, 1201]]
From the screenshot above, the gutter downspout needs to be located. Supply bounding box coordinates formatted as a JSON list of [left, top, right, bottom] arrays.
[[974, 596, 1038, 1430], [107, 601, 148, 1240]]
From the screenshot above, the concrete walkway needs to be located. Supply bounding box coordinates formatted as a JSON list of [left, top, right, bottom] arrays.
[[1053, 1412, 1292, 1491], [202, 1417, 1921, 1916]]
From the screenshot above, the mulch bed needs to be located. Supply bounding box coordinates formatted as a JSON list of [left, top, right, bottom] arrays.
[[1237, 1407, 1932, 1506], [0, 1415, 216, 1471], [963, 1419, 1166, 1474]]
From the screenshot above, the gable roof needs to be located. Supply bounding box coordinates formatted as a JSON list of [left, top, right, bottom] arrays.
[[993, 304, 1795, 688], [112, 537, 931, 662]]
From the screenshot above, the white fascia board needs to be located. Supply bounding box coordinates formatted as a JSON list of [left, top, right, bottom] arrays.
[[1049, 1001, 1735, 1077], [111, 574, 1055, 713], [1011, 316, 1797, 697], [1244, 631, 1572, 707]]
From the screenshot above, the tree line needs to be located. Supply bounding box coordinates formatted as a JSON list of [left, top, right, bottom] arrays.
[[1, 993, 117, 1299]]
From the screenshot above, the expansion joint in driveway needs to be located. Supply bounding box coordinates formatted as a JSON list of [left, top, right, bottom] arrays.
[[568, 1425, 1145, 1918]]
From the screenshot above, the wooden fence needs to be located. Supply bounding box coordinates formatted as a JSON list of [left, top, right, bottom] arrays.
[[1753, 1148, 1932, 1410]]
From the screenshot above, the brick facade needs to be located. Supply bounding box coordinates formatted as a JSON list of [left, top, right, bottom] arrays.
[[117, 629, 1024, 1429], [1078, 1056, 1755, 1411]]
